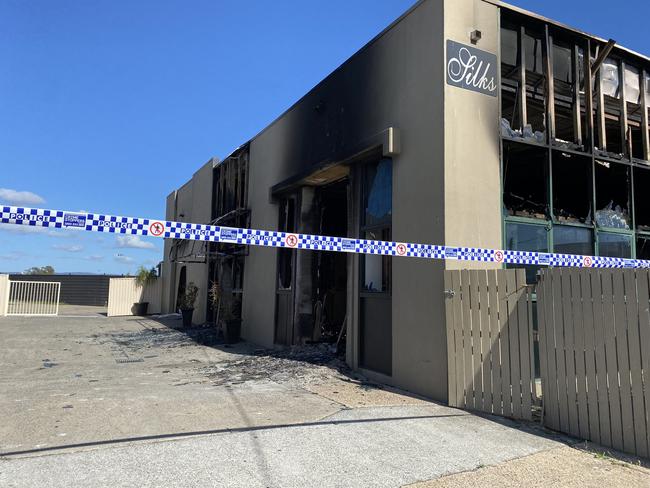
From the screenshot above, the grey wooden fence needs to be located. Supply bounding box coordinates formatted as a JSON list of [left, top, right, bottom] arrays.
[[444, 268, 536, 420], [537, 268, 650, 458]]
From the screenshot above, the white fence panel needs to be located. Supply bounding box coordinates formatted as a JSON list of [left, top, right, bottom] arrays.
[[6, 280, 60, 316], [0, 274, 9, 316], [107, 278, 162, 317]]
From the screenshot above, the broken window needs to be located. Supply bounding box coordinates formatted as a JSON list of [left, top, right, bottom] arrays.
[[553, 226, 593, 255], [598, 232, 632, 258], [277, 198, 295, 290], [524, 29, 547, 135], [624, 65, 645, 160], [501, 24, 522, 134], [360, 159, 392, 294], [362, 159, 392, 227], [594, 160, 631, 229], [362, 229, 391, 293], [601, 58, 624, 156], [552, 151, 592, 223], [505, 222, 548, 283], [552, 41, 582, 147], [647, 72, 650, 159], [503, 142, 549, 219], [634, 166, 650, 231], [636, 236, 650, 260]]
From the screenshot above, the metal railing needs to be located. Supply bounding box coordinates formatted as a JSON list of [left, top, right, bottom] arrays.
[[5, 280, 60, 316]]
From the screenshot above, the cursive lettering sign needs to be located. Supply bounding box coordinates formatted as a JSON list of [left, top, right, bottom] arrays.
[[446, 40, 497, 97]]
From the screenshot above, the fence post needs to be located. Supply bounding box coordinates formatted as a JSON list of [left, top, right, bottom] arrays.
[[3, 277, 10, 316]]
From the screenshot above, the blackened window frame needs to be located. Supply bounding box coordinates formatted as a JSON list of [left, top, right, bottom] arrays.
[[360, 158, 393, 296], [500, 9, 650, 264]]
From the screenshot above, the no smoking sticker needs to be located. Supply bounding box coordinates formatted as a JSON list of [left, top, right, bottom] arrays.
[[285, 234, 298, 248], [149, 221, 165, 236]]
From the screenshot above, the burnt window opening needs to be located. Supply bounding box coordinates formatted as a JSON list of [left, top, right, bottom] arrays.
[[212, 150, 250, 228], [524, 29, 547, 135], [624, 65, 645, 160], [594, 160, 631, 229], [552, 151, 592, 223], [634, 166, 650, 231], [636, 236, 650, 260], [501, 24, 522, 134], [277, 198, 295, 290], [552, 41, 580, 145], [503, 142, 549, 219], [601, 58, 624, 156]]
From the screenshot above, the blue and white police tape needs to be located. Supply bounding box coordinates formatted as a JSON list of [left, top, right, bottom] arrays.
[[2, 206, 649, 269]]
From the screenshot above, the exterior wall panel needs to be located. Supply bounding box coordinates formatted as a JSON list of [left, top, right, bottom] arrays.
[[243, 0, 448, 399]]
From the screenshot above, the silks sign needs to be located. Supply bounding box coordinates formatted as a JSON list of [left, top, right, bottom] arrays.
[[446, 39, 497, 97]]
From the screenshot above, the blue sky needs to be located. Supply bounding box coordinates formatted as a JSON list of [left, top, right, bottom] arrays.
[[1, 0, 648, 274]]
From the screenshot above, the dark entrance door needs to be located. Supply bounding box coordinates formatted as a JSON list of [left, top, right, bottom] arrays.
[[359, 158, 392, 375], [275, 196, 297, 345], [313, 178, 349, 344]]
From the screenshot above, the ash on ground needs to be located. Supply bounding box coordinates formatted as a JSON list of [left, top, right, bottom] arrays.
[[201, 344, 355, 387]]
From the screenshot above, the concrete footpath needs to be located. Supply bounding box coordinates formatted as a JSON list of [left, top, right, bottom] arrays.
[[0, 315, 648, 487]]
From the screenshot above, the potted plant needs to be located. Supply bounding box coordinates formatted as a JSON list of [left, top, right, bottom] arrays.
[[209, 281, 241, 343], [133, 266, 157, 316], [179, 282, 199, 328]]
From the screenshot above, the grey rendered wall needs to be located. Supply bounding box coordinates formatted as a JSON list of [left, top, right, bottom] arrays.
[[186, 160, 213, 324], [162, 191, 177, 313], [443, 0, 501, 265], [163, 160, 213, 323], [243, 0, 448, 400]]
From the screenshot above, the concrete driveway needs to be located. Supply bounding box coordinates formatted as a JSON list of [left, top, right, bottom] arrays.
[[0, 314, 648, 487]]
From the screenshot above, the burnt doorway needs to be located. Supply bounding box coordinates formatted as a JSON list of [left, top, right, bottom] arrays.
[[175, 266, 187, 313], [313, 178, 348, 345]]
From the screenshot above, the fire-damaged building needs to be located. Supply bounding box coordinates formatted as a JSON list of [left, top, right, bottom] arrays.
[[160, 0, 650, 402]]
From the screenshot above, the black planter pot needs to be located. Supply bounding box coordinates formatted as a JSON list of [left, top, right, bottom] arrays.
[[133, 302, 149, 316], [181, 308, 194, 328], [225, 319, 241, 344]]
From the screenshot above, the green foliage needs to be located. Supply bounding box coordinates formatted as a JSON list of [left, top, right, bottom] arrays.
[[24, 266, 55, 275], [179, 282, 199, 310], [134, 266, 157, 287]]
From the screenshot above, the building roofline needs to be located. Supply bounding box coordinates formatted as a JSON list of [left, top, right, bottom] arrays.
[[486, 0, 650, 63], [239, 0, 428, 149]]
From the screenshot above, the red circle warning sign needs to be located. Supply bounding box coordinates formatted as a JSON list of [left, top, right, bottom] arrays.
[[494, 250, 504, 263], [149, 221, 165, 236], [396, 243, 407, 256], [285, 234, 298, 248], [583, 256, 593, 268]]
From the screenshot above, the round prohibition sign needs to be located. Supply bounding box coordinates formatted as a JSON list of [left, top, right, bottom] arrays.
[[494, 250, 505, 263], [396, 243, 407, 256], [583, 256, 593, 268], [149, 221, 165, 237], [285, 234, 298, 248]]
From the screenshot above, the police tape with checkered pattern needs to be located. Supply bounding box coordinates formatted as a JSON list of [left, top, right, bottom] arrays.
[[2, 206, 649, 269]]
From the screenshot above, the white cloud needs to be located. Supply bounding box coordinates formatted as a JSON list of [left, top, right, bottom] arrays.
[[0, 251, 26, 260], [114, 254, 134, 264], [0, 223, 75, 238], [116, 235, 155, 250], [86, 255, 104, 261], [53, 244, 83, 253], [0, 188, 45, 205]]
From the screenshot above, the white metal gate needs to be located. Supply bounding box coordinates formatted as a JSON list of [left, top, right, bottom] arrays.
[[5, 280, 60, 316]]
